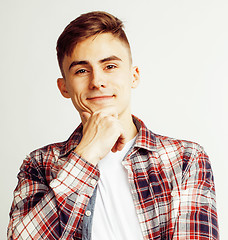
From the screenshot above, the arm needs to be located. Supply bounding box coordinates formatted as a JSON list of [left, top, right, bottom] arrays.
[[8, 108, 126, 239], [173, 147, 219, 239], [8, 151, 99, 240]]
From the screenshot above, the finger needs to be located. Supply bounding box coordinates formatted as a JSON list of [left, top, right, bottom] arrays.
[[94, 106, 118, 119], [111, 142, 118, 153], [111, 138, 125, 152], [116, 134, 127, 151], [111, 129, 127, 153]]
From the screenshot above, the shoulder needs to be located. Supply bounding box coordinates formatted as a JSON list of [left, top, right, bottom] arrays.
[[27, 139, 67, 163], [152, 132, 209, 172], [19, 140, 68, 178], [133, 115, 207, 167], [30, 138, 68, 157], [18, 126, 82, 183], [154, 132, 204, 155], [22, 124, 83, 168], [145, 131, 215, 190]]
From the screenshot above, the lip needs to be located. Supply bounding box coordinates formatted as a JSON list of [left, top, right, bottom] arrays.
[[87, 95, 115, 101]]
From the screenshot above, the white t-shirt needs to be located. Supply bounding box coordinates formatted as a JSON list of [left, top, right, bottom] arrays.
[[91, 137, 143, 240]]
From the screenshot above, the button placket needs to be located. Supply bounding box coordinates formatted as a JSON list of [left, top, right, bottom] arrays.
[[85, 210, 91, 217], [90, 179, 96, 186]]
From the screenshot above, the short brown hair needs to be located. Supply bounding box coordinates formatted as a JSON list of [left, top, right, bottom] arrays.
[[56, 11, 131, 76]]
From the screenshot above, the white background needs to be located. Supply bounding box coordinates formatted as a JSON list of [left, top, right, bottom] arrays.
[[1, 0, 227, 239]]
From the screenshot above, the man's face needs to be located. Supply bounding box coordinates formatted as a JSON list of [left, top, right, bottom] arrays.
[[58, 33, 139, 121]]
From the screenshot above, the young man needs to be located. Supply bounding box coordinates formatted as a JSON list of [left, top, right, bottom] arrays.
[[8, 11, 219, 239]]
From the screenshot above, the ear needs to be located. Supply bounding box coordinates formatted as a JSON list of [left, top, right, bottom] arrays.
[[131, 66, 140, 89], [57, 78, 71, 98]]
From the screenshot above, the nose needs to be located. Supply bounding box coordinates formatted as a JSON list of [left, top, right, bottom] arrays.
[[89, 69, 106, 90]]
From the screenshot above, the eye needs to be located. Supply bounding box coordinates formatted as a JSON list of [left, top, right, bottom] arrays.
[[105, 64, 117, 70], [75, 69, 88, 75]]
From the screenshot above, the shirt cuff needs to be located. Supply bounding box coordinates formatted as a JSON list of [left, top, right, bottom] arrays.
[[50, 151, 100, 198]]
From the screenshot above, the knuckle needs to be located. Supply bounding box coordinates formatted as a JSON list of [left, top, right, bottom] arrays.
[[103, 115, 113, 125], [95, 112, 106, 119]]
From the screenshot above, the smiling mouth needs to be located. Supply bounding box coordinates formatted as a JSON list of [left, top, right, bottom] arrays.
[[87, 95, 115, 101]]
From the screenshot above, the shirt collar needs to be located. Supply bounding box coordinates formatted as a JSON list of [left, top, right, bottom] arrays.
[[57, 115, 157, 158], [132, 115, 157, 152]]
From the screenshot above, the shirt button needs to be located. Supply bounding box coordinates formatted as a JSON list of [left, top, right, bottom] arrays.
[[171, 191, 178, 197], [90, 179, 96, 186], [85, 210, 91, 217]]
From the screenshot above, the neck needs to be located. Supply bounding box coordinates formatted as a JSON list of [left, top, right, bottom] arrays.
[[119, 113, 138, 142]]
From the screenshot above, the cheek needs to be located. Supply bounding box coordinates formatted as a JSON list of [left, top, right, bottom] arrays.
[[119, 76, 134, 91], [66, 80, 82, 96], [117, 81, 132, 101], [115, 71, 132, 85]]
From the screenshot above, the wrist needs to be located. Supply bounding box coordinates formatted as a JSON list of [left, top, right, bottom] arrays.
[[74, 145, 99, 166]]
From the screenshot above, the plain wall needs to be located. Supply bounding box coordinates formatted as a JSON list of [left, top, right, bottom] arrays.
[[1, 0, 227, 239]]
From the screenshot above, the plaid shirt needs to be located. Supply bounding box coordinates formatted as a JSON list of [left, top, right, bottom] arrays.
[[8, 116, 219, 239]]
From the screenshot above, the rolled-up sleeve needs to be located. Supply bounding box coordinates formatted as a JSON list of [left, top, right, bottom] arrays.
[[8, 151, 99, 240]]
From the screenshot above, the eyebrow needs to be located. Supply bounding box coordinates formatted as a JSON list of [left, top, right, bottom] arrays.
[[68, 60, 89, 71], [68, 55, 122, 71], [99, 55, 122, 63]]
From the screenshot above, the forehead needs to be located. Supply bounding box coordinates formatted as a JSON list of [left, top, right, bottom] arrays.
[[64, 33, 131, 64]]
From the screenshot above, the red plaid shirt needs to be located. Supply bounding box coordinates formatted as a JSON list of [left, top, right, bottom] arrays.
[[8, 116, 219, 239]]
